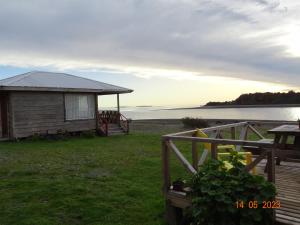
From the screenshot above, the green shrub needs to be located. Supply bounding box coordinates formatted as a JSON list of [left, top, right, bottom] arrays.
[[182, 117, 209, 128], [188, 152, 276, 225]]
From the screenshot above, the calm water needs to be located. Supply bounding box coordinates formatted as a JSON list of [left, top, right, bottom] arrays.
[[114, 106, 300, 121]]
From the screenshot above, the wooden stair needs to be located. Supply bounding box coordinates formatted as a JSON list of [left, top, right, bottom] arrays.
[[107, 123, 127, 136], [97, 111, 130, 136]]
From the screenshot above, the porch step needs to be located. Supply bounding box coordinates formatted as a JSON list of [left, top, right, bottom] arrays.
[[107, 123, 126, 136]]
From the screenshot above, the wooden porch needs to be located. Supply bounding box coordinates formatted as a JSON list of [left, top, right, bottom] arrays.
[[162, 122, 300, 225], [97, 110, 130, 136], [96, 93, 130, 136]]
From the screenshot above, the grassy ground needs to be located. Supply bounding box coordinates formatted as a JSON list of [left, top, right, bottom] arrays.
[[0, 121, 277, 225], [0, 132, 196, 225]]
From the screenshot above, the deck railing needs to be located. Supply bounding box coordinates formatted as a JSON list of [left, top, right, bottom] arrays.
[[162, 121, 279, 223], [162, 122, 276, 186]]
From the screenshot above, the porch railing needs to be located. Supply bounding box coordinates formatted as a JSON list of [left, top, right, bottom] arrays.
[[119, 113, 130, 134], [97, 110, 130, 135], [97, 113, 108, 136]]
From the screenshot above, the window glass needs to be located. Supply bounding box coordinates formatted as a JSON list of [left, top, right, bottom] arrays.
[[65, 94, 95, 120]]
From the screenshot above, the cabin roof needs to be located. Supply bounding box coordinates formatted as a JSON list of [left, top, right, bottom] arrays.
[[0, 71, 133, 94]]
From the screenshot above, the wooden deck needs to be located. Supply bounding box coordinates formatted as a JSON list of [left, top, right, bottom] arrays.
[[162, 122, 300, 225], [257, 161, 300, 225], [165, 161, 300, 225]]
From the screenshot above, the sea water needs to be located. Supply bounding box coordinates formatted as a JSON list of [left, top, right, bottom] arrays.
[[110, 106, 300, 121]]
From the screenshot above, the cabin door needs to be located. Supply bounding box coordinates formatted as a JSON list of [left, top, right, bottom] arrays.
[[0, 93, 8, 138]]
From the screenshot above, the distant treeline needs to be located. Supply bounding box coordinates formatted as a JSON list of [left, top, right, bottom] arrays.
[[206, 91, 300, 106]]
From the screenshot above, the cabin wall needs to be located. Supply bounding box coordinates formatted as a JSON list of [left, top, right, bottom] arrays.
[[0, 103, 2, 137], [0, 93, 9, 138], [10, 92, 96, 138]]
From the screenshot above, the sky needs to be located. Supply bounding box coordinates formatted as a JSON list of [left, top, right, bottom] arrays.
[[0, 0, 300, 107]]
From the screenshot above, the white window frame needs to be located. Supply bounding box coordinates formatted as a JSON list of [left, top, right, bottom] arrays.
[[64, 94, 95, 121]]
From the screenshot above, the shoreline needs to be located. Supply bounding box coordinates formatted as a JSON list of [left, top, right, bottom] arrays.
[[130, 118, 297, 134], [132, 118, 298, 123], [168, 103, 300, 110]]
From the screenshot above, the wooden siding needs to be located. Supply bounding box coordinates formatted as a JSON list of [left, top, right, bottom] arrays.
[[0, 102, 2, 137], [10, 92, 96, 138], [0, 93, 9, 138]]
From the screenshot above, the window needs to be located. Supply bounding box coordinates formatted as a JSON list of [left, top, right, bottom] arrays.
[[65, 94, 95, 120]]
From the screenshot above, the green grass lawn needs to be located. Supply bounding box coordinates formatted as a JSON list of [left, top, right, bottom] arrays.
[[0, 133, 195, 225], [0, 126, 275, 225]]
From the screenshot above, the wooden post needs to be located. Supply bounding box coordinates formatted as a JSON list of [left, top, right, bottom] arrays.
[[267, 149, 276, 225], [236, 125, 248, 151], [211, 143, 217, 160], [116, 94, 120, 125], [126, 120, 129, 134], [192, 133, 198, 170], [95, 94, 99, 130], [267, 149, 275, 183], [231, 127, 236, 139], [165, 200, 183, 225], [162, 138, 182, 225], [117, 94, 120, 113], [162, 138, 171, 194]]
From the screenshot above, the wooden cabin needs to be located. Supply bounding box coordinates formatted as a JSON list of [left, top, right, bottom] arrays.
[[0, 71, 133, 140]]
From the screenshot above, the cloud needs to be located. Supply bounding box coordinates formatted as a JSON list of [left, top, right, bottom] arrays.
[[0, 0, 299, 86]]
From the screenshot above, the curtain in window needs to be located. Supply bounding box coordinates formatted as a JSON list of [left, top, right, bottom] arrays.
[[65, 94, 95, 120]]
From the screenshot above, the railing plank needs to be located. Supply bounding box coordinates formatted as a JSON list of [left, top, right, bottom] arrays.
[[248, 124, 265, 139], [167, 129, 197, 137], [231, 127, 236, 139], [167, 140, 197, 175], [192, 140, 198, 171], [245, 149, 268, 172], [201, 121, 248, 133], [267, 149, 275, 183], [163, 135, 274, 148], [162, 138, 171, 194], [198, 130, 219, 166], [236, 125, 248, 151], [211, 143, 217, 160], [167, 121, 248, 137]]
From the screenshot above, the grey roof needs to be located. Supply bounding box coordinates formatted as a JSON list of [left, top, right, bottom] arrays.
[[0, 71, 133, 94]]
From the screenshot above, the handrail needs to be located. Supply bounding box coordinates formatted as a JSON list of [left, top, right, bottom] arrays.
[[97, 112, 108, 136], [119, 112, 129, 134], [167, 121, 248, 136], [97, 110, 130, 134], [163, 135, 273, 148]]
